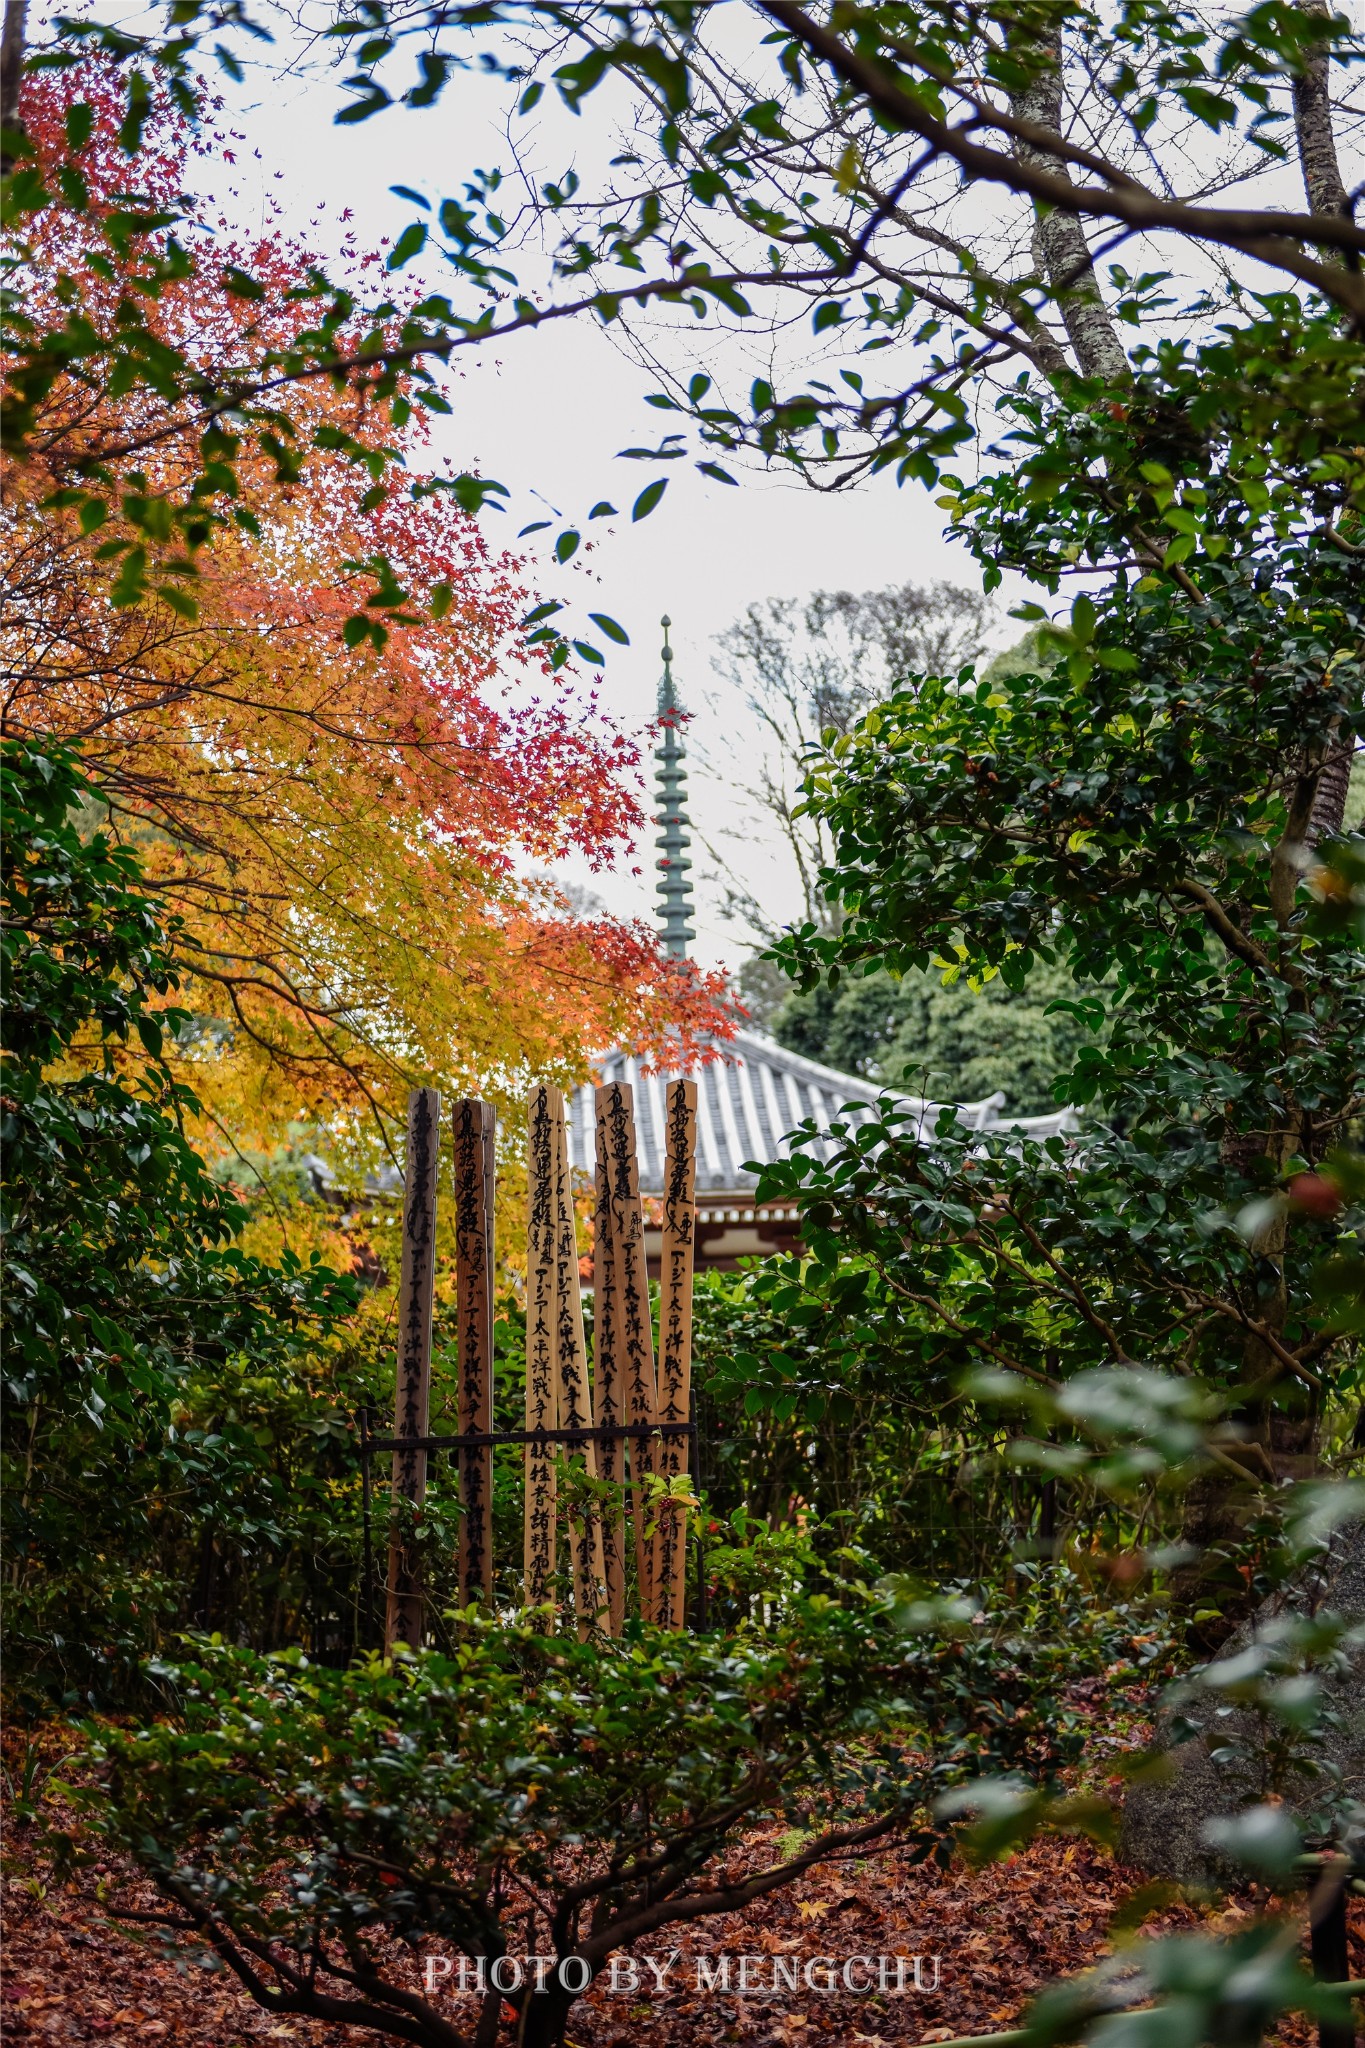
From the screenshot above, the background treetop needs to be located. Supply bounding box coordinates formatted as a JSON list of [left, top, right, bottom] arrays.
[[707, 577, 995, 938], [3, 64, 735, 1159], [4, 0, 1362, 644]]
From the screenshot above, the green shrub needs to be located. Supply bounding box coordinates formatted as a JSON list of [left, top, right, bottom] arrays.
[[72, 1595, 960, 2048]]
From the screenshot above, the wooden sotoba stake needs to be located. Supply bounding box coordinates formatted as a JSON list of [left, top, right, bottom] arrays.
[[654, 1079, 698, 1629], [385, 1086, 441, 1652], [482, 1103, 497, 1377], [548, 1090, 609, 1633], [592, 1096, 627, 1637], [524, 1086, 560, 1608], [596, 1081, 659, 1621], [453, 1098, 496, 1608]]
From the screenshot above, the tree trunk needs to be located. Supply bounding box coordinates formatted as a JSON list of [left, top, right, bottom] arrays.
[[1, 0, 28, 168], [515, 1985, 575, 2048], [473, 1986, 504, 2048], [1308, 740, 1354, 844], [191, 1525, 219, 1632], [1291, 0, 1349, 227], [1010, 36, 1128, 382], [1291, 0, 1357, 847]]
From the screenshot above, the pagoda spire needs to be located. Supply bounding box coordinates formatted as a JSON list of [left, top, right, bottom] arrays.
[[654, 615, 696, 959]]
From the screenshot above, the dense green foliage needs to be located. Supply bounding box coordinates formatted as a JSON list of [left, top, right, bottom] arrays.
[[5, 0, 1364, 654], [73, 1599, 958, 2048], [693, 1260, 1062, 1576], [7, 6, 1365, 2043], [756, 366, 1365, 1651], [766, 954, 1096, 1116], [1, 741, 357, 1703]]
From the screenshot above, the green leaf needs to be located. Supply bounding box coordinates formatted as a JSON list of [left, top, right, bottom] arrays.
[[65, 102, 94, 150], [117, 72, 152, 155], [1203, 1806, 1302, 1878], [336, 81, 392, 125], [406, 52, 451, 110], [387, 222, 428, 271], [554, 529, 581, 563], [58, 162, 90, 211], [223, 267, 266, 301], [631, 479, 668, 521], [448, 474, 507, 515], [588, 613, 629, 645], [2, 166, 48, 214], [110, 549, 147, 609]]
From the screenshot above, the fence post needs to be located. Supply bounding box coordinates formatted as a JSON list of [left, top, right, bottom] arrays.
[[655, 1079, 698, 1628], [524, 1087, 560, 1607], [597, 1081, 659, 1620], [593, 1095, 627, 1636], [358, 1406, 376, 1651], [549, 1089, 609, 1633], [454, 1099, 496, 1608], [385, 1085, 440, 1653]]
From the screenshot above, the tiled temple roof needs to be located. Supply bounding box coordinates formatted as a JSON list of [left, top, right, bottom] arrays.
[[564, 1029, 1072, 1197], [556, 619, 1073, 1202]]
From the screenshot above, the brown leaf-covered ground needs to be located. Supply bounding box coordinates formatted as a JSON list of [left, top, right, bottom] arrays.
[[3, 1729, 1360, 2048]]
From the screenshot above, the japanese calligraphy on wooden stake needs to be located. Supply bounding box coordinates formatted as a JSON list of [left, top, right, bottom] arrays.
[[596, 1080, 659, 1620], [524, 1086, 560, 1607], [385, 1086, 440, 1653], [453, 1098, 495, 1608], [548, 1090, 609, 1633], [654, 1079, 698, 1629], [592, 1100, 627, 1636]]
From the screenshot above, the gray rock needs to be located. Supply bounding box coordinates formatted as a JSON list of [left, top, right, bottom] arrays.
[[1120, 1522, 1365, 1886]]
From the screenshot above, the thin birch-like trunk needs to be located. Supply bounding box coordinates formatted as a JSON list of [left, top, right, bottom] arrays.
[[1010, 35, 1127, 382]]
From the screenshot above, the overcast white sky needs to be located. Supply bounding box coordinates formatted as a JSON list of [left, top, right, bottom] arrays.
[[219, 37, 1019, 969]]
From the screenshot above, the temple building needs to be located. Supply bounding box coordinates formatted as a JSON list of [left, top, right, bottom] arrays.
[[564, 618, 1071, 1269]]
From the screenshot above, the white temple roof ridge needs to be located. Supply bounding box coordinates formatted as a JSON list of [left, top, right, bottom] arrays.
[[565, 1027, 1073, 1198]]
